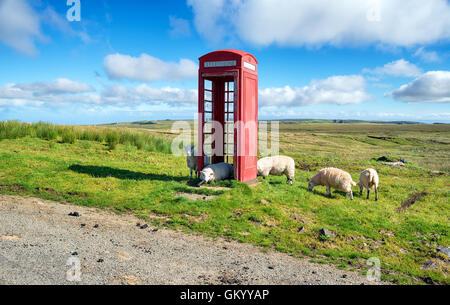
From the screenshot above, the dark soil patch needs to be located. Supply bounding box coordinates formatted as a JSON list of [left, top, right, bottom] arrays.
[[0, 185, 27, 192], [66, 191, 88, 198], [396, 192, 427, 212], [35, 187, 64, 197], [296, 161, 320, 171], [369, 136, 395, 141], [376, 156, 394, 162]]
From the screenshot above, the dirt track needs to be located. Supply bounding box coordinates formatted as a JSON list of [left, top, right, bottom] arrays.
[[0, 194, 387, 285]]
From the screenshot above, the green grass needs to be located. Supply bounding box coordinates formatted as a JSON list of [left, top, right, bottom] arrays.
[[0, 120, 171, 154], [0, 120, 448, 284]]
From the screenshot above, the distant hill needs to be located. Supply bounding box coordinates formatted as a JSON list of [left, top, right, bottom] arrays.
[[272, 119, 424, 125], [100, 119, 438, 126], [102, 120, 157, 126]]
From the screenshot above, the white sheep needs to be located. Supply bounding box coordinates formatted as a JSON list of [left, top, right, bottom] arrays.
[[257, 156, 295, 185], [185, 145, 210, 179], [308, 167, 356, 200], [198, 162, 234, 186], [357, 168, 379, 201]]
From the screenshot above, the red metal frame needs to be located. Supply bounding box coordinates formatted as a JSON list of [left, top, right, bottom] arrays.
[[198, 50, 258, 183]]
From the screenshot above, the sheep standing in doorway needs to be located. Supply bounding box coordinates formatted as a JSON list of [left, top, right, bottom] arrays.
[[185, 145, 210, 179]]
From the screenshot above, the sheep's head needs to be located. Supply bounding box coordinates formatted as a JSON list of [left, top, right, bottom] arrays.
[[256, 167, 262, 176], [308, 180, 315, 191], [200, 168, 215, 183], [184, 145, 195, 156]]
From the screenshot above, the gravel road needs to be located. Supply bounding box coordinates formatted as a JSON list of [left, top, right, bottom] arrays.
[[0, 194, 387, 285]]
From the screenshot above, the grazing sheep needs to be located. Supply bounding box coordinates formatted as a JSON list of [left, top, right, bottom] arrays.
[[185, 145, 210, 179], [308, 168, 356, 200], [357, 168, 379, 201], [198, 162, 234, 186], [257, 156, 295, 185]]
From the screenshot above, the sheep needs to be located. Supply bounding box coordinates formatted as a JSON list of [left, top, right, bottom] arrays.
[[198, 162, 234, 186], [185, 145, 210, 179], [257, 156, 295, 185], [308, 168, 356, 200], [357, 168, 379, 201]]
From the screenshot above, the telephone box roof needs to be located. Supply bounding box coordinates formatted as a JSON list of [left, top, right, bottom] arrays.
[[199, 49, 258, 64]]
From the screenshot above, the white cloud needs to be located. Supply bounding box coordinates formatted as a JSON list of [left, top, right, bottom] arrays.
[[187, 0, 232, 44], [363, 59, 422, 78], [413, 47, 441, 63], [0, 0, 44, 55], [169, 16, 191, 38], [0, 80, 196, 108], [101, 84, 197, 106], [0, 74, 370, 109], [42, 7, 91, 44], [188, 0, 450, 47], [259, 75, 371, 106], [103, 53, 198, 82], [13, 78, 94, 96], [389, 71, 450, 103], [0, 1, 91, 55]]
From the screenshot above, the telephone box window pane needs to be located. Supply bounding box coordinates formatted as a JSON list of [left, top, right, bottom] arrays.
[[204, 80, 212, 90], [205, 112, 212, 122], [205, 102, 212, 112], [228, 103, 234, 112], [229, 82, 234, 91], [227, 143, 234, 155], [227, 133, 234, 144], [205, 91, 212, 101], [204, 122, 212, 133], [204, 135, 212, 155], [224, 123, 232, 133]]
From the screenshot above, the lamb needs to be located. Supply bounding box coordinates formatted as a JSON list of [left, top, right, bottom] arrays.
[[357, 168, 379, 201], [257, 156, 295, 185], [185, 145, 210, 179], [308, 167, 356, 200], [198, 162, 234, 186]]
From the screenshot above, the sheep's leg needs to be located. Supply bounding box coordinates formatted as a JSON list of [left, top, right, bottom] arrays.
[[375, 187, 378, 201], [345, 190, 353, 200], [359, 185, 363, 196], [190, 169, 193, 179], [367, 189, 370, 200], [326, 186, 331, 197]]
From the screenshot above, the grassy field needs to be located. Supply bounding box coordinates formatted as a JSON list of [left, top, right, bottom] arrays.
[[0, 120, 448, 284]]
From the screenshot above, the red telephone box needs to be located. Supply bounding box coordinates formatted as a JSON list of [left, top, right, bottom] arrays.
[[197, 49, 258, 183]]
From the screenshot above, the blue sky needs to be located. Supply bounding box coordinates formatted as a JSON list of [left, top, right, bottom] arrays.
[[0, 0, 449, 124]]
